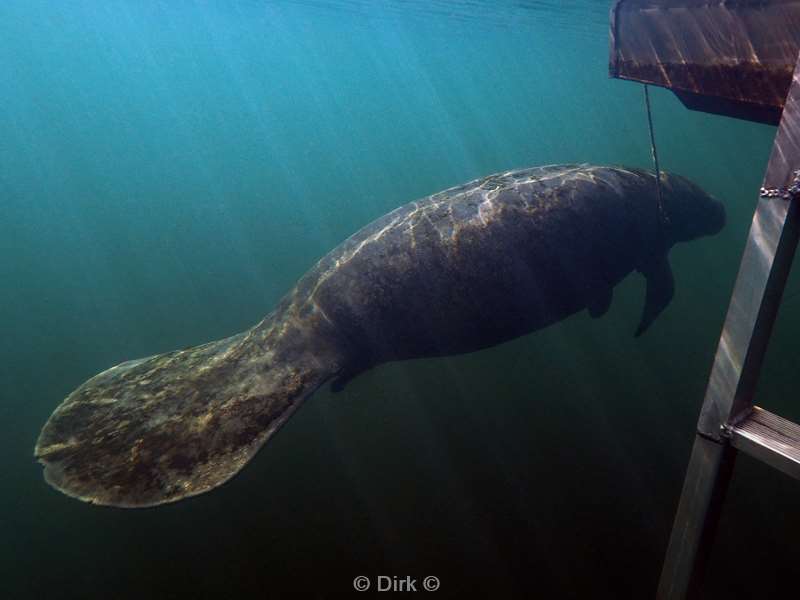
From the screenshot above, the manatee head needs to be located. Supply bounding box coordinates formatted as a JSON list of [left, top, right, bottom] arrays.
[[660, 172, 726, 244]]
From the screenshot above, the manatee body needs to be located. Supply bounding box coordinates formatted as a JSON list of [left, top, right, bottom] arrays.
[[35, 164, 724, 507]]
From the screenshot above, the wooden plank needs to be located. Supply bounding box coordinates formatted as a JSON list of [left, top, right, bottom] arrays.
[[610, 0, 800, 124]]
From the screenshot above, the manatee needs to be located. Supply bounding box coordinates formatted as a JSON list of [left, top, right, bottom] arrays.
[[34, 164, 725, 507]]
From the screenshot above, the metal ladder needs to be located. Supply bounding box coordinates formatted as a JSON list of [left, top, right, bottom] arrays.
[[657, 56, 800, 599]]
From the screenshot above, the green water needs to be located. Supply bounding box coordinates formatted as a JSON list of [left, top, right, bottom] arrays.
[[1, 1, 795, 598]]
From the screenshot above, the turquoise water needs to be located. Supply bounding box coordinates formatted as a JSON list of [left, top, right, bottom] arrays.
[[1, 1, 796, 598]]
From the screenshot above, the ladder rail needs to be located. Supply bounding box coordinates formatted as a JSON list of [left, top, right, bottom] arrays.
[[657, 55, 800, 599], [657, 436, 735, 599]]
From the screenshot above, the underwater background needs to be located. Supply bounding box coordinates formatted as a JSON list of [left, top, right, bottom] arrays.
[[2, 1, 798, 598]]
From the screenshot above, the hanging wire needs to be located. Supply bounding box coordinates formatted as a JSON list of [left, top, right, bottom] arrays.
[[643, 84, 668, 227]]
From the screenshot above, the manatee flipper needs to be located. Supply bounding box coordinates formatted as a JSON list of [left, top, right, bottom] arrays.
[[587, 286, 613, 318], [34, 322, 339, 508], [635, 254, 674, 337], [330, 364, 367, 393]]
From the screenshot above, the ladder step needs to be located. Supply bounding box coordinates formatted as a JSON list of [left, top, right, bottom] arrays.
[[729, 407, 800, 480]]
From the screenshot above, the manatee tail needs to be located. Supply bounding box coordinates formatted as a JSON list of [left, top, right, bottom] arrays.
[[34, 318, 341, 508]]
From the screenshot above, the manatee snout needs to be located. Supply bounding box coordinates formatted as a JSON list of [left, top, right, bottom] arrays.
[[707, 197, 726, 236], [662, 173, 726, 242]]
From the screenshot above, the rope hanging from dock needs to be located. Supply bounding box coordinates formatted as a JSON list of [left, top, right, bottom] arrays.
[[643, 84, 668, 228]]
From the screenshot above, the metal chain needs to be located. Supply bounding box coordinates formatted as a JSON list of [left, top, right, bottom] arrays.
[[760, 169, 800, 199]]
